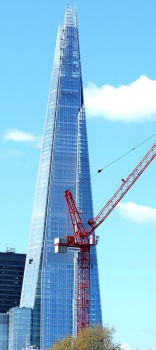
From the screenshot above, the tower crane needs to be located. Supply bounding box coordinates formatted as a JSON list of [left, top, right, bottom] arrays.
[[54, 142, 156, 336]]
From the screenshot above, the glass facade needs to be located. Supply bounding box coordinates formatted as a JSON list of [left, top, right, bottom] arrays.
[[8, 307, 31, 350], [0, 251, 26, 313], [0, 313, 8, 350], [19, 4, 102, 349]]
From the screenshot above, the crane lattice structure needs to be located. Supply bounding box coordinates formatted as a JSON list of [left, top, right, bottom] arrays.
[[54, 142, 156, 335]]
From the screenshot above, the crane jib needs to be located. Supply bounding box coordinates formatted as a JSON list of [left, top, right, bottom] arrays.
[[54, 142, 156, 335]]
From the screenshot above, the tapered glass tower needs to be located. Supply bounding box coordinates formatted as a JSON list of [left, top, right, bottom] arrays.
[[20, 5, 102, 349]]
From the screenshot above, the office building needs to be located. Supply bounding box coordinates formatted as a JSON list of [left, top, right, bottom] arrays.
[[0, 249, 26, 313], [0, 313, 8, 350], [9, 5, 102, 349], [8, 307, 31, 350], [0, 249, 26, 350]]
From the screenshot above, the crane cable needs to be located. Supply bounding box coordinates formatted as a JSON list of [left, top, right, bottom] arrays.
[[69, 133, 156, 190]]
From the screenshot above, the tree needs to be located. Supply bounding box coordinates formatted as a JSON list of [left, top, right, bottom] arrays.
[[50, 325, 120, 350], [49, 335, 76, 350]]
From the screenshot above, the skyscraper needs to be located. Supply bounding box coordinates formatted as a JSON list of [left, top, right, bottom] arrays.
[[20, 5, 102, 349], [0, 249, 26, 350], [0, 249, 26, 313]]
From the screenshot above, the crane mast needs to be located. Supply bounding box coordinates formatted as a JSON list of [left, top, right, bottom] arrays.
[[54, 142, 156, 335]]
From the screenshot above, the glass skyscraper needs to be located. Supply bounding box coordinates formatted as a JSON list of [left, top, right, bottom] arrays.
[[19, 5, 102, 349]]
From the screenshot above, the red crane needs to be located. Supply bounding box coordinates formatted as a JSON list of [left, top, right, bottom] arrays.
[[54, 142, 156, 336]]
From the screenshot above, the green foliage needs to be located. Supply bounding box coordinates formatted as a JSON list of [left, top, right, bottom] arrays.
[[50, 324, 120, 350]]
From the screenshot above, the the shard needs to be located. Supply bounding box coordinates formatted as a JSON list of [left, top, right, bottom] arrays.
[[19, 5, 102, 349]]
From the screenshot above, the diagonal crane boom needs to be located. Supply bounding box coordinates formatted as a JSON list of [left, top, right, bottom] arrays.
[[86, 142, 156, 235], [54, 142, 156, 335]]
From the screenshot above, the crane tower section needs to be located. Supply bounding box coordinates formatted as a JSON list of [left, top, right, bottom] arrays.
[[55, 142, 156, 335]]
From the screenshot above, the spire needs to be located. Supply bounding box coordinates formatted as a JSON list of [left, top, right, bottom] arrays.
[[74, 5, 78, 27], [64, 4, 74, 27]]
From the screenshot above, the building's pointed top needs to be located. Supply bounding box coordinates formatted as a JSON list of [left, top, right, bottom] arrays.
[[63, 4, 78, 28], [64, 4, 73, 26], [74, 5, 78, 27]]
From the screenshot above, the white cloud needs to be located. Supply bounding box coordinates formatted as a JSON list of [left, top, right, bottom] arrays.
[[8, 149, 23, 157], [121, 343, 133, 350], [3, 129, 42, 148], [3, 129, 35, 142], [84, 76, 156, 122], [117, 201, 156, 225]]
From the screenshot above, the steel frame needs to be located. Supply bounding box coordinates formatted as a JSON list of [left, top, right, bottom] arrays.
[[55, 142, 156, 335]]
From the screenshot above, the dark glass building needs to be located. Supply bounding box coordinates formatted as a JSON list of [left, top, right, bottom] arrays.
[[0, 249, 26, 313]]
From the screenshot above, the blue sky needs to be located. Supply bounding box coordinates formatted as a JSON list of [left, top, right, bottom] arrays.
[[1, 1, 156, 349]]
